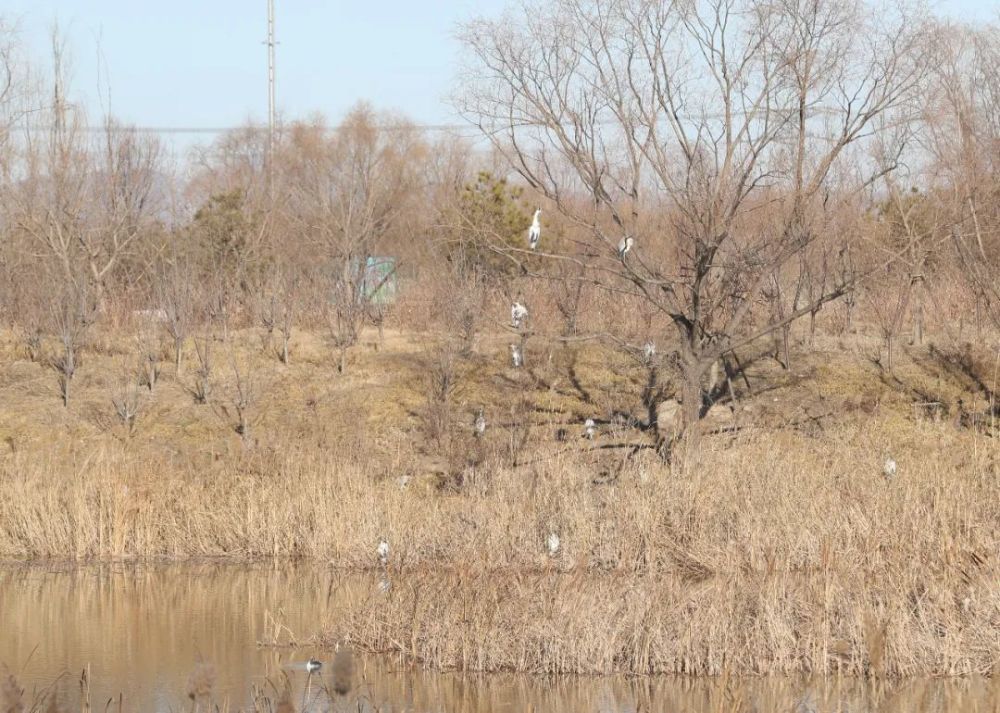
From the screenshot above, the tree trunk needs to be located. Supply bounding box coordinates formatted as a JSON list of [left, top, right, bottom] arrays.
[[680, 356, 705, 446], [174, 338, 183, 374], [911, 275, 924, 346]]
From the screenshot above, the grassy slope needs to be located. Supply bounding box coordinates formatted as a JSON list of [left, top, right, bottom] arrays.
[[0, 326, 997, 676]]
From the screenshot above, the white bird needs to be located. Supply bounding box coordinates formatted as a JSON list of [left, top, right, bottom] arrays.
[[883, 457, 897, 480], [547, 532, 560, 557], [584, 418, 596, 440], [377, 539, 389, 566], [511, 301, 529, 329], [618, 236, 634, 258], [474, 408, 487, 437], [510, 343, 523, 368], [527, 209, 541, 250], [642, 341, 656, 362], [306, 658, 322, 673]]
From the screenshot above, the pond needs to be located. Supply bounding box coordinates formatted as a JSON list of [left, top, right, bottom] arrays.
[[0, 563, 993, 712]]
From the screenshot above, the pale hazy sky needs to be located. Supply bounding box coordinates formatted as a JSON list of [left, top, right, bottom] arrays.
[[3, 0, 996, 134]]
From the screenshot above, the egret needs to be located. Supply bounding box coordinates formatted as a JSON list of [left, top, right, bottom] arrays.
[[642, 341, 656, 362], [883, 457, 897, 480], [584, 418, 596, 440], [306, 658, 322, 673], [474, 407, 487, 437], [510, 343, 524, 368], [547, 532, 561, 557], [528, 209, 541, 250], [377, 539, 389, 566], [618, 236, 634, 258], [511, 301, 529, 329]]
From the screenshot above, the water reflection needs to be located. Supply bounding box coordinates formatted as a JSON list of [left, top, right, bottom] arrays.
[[0, 563, 994, 712]]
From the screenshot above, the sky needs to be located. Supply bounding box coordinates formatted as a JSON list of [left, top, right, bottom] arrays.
[[2, 0, 997, 141]]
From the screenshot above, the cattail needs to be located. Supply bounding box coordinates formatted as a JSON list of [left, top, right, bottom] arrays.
[[331, 645, 354, 696], [185, 662, 215, 701], [1, 667, 24, 713]]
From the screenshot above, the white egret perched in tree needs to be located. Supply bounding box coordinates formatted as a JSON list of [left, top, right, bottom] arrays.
[[883, 457, 897, 480], [618, 236, 634, 258], [474, 407, 487, 437], [377, 539, 389, 567], [511, 301, 529, 329], [510, 343, 523, 368], [527, 209, 541, 250], [547, 532, 560, 557], [584, 418, 596, 440]]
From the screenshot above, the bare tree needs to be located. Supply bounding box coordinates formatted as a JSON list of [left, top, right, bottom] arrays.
[[110, 357, 142, 435], [227, 357, 255, 444], [155, 257, 196, 373], [459, 0, 928, 439], [11, 31, 161, 309], [190, 334, 213, 405], [282, 107, 422, 372], [48, 280, 98, 407]]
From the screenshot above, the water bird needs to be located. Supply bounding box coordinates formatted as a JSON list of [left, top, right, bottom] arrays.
[[883, 457, 897, 480], [510, 343, 524, 368], [642, 341, 656, 362], [527, 209, 541, 250], [547, 532, 561, 557], [618, 236, 634, 258], [511, 301, 529, 329], [474, 407, 487, 437], [584, 418, 596, 440], [377, 539, 389, 566], [306, 657, 322, 673]]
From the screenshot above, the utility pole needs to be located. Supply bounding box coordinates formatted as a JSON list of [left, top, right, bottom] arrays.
[[266, 0, 276, 194]]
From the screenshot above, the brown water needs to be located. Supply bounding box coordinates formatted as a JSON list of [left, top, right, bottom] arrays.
[[0, 563, 994, 712]]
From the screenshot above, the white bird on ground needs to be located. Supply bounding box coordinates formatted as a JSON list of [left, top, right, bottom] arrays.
[[642, 341, 656, 362], [511, 301, 529, 329], [584, 418, 597, 440], [377, 539, 389, 566], [510, 343, 524, 368], [547, 532, 561, 557], [618, 236, 634, 258], [883, 457, 897, 480], [474, 407, 487, 437], [306, 658, 323, 673], [527, 209, 541, 250]]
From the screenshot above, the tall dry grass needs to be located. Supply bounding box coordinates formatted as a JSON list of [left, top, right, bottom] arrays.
[[1, 419, 997, 677]]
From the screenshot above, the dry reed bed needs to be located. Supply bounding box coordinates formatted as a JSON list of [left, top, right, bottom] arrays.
[[1, 419, 997, 677]]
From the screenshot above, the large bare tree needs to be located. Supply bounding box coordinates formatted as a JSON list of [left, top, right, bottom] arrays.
[[459, 0, 929, 434]]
